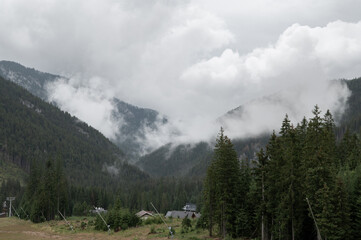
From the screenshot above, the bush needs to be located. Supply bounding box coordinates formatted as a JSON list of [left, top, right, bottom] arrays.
[[80, 221, 87, 230], [181, 217, 192, 232], [95, 208, 141, 232], [144, 216, 163, 225], [149, 225, 156, 234], [94, 214, 108, 231], [195, 214, 207, 229]]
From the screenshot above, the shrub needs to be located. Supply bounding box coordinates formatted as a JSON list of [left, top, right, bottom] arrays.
[[144, 216, 163, 225], [149, 225, 156, 234], [181, 217, 192, 232], [195, 214, 207, 229], [80, 221, 87, 230], [95, 208, 141, 232]]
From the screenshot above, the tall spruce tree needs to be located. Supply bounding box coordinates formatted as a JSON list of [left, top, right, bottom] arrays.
[[254, 148, 269, 240], [203, 128, 242, 238]]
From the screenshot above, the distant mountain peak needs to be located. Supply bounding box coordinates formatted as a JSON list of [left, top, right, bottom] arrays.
[[0, 60, 62, 100]]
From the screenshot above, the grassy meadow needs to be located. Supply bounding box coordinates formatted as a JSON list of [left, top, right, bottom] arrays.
[[0, 217, 211, 240]]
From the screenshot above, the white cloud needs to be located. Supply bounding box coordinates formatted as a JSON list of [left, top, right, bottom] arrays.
[[1, 0, 361, 150], [46, 77, 120, 140], [180, 21, 361, 138]]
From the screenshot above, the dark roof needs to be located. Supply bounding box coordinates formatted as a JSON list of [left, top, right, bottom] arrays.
[[136, 210, 154, 218], [165, 211, 201, 219]]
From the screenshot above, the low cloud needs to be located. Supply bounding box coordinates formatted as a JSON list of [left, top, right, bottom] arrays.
[[1, 1, 361, 152], [102, 163, 119, 176], [47, 20, 359, 151], [179, 21, 358, 139], [46, 77, 121, 140]]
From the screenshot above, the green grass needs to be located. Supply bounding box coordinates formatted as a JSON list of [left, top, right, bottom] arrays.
[[0, 217, 210, 240]]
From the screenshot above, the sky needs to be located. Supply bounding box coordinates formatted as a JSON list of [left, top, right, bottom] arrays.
[[1, 0, 361, 148]]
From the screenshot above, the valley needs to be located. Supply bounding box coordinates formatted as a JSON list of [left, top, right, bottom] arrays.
[[1, 62, 361, 239]]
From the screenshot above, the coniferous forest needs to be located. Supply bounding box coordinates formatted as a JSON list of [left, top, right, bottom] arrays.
[[0, 75, 203, 221], [2, 73, 361, 240], [2, 1, 361, 239], [202, 106, 361, 239]]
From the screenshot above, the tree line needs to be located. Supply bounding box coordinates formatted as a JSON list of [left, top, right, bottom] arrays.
[[202, 106, 361, 239], [3, 103, 361, 239], [0, 162, 203, 223]]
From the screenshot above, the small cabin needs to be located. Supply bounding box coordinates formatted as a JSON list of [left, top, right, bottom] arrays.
[[136, 210, 154, 220]]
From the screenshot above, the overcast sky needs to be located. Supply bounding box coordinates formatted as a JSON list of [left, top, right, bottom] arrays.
[[1, 0, 361, 145]]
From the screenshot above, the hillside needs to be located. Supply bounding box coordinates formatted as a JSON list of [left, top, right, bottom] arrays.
[[0, 61, 60, 100], [137, 134, 270, 178], [0, 60, 167, 161], [138, 78, 361, 177], [112, 98, 168, 160], [137, 142, 212, 177], [0, 76, 148, 186], [337, 77, 361, 135], [3, 60, 361, 179]]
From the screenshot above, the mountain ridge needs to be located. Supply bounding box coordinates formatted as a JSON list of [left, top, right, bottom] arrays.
[[0, 75, 148, 186], [0, 60, 166, 162], [3, 60, 361, 179]]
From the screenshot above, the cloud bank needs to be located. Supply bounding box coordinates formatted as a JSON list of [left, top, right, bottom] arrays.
[[46, 77, 121, 140], [1, 0, 361, 151]]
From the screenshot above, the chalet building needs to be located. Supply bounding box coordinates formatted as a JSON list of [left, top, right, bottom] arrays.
[[135, 210, 154, 220], [165, 211, 201, 219], [165, 203, 201, 219]]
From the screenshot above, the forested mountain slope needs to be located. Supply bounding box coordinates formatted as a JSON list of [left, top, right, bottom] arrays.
[[0, 61, 60, 100], [0, 60, 167, 161], [0, 76, 148, 186], [138, 78, 361, 177], [137, 135, 270, 178], [137, 142, 213, 177], [112, 98, 167, 160], [337, 77, 361, 135]]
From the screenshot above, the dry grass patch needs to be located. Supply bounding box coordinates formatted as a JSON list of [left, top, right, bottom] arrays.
[[0, 217, 209, 240]]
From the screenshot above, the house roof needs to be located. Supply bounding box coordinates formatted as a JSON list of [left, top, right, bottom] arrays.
[[136, 210, 154, 218], [165, 211, 201, 219]]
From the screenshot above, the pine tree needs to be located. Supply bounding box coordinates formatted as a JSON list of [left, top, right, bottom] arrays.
[[23, 158, 69, 222], [202, 128, 242, 238], [254, 148, 269, 240], [203, 157, 217, 236]]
